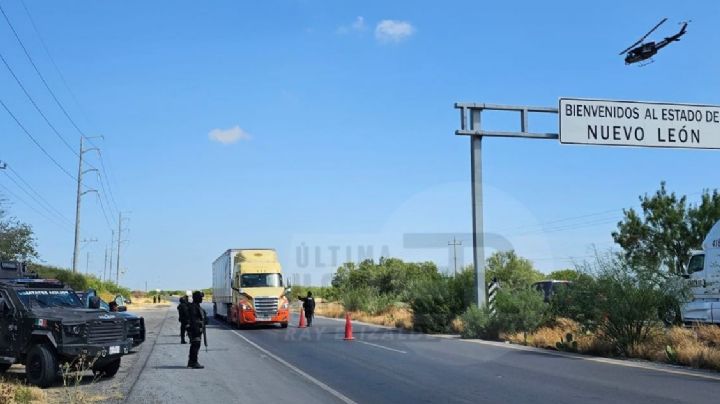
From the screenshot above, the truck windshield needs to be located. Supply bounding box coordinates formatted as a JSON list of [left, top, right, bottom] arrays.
[[17, 289, 84, 309], [687, 254, 705, 274], [241, 273, 282, 288]]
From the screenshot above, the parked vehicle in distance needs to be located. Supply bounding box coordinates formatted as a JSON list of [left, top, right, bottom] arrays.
[[0, 261, 133, 387], [532, 280, 572, 302], [681, 220, 720, 324], [76, 289, 145, 347], [212, 249, 291, 328]]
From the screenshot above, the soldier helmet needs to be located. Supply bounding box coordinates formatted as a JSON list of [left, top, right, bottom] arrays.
[[192, 290, 204, 302]]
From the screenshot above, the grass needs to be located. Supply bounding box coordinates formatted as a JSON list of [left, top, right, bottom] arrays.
[[0, 377, 46, 404], [320, 296, 720, 372], [505, 319, 720, 371], [314, 301, 414, 330]]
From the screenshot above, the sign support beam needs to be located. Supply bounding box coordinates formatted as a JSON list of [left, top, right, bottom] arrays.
[[455, 102, 558, 307]]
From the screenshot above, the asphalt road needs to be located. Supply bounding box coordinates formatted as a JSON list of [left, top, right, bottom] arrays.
[[124, 303, 720, 403]]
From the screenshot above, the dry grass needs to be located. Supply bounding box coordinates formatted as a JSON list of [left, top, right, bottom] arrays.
[[314, 302, 344, 319], [314, 302, 414, 330], [0, 378, 46, 404], [127, 296, 171, 310], [507, 320, 720, 371]]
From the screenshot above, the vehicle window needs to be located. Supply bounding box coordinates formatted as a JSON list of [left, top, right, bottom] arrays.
[[687, 254, 705, 274], [17, 289, 84, 309], [240, 273, 282, 288]]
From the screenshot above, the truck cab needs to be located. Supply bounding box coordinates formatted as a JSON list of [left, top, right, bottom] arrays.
[[680, 220, 720, 324], [213, 249, 290, 328]]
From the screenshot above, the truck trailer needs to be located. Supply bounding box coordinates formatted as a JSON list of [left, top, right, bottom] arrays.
[[681, 220, 720, 324], [212, 249, 290, 328]]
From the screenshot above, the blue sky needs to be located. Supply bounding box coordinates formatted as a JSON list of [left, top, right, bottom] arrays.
[[0, 0, 718, 290]]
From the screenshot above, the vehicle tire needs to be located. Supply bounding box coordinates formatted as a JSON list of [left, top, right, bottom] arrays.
[[0, 363, 11, 373], [280, 322, 288, 329], [25, 344, 58, 388], [92, 358, 121, 378]]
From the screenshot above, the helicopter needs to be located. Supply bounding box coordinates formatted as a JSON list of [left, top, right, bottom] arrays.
[[619, 18, 688, 65]]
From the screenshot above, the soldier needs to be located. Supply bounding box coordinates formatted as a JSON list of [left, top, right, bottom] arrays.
[[186, 291, 207, 369], [177, 296, 189, 344], [297, 291, 315, 326]]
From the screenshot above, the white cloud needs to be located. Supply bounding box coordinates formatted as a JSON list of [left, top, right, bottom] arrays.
[[337, 16, 366, 34], [375, 20, 415, 43], [208, 125, 251, 144]]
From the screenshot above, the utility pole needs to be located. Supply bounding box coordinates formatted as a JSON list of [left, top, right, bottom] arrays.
[[116, 212, 122, 284], [103, 246, 108, 282], [116, 212, 129, 285], [72, 136, 99, 273], [448, 237, 462, 276], [109, 230, 115, 283]]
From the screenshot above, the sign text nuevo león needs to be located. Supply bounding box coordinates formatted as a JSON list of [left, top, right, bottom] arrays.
[[559, 98, 720, 149]]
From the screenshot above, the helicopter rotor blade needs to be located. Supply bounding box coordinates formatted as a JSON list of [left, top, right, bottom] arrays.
[[619, 39, 643, 55], [618, 18, 667, 55], [638, 17, 668, 43]]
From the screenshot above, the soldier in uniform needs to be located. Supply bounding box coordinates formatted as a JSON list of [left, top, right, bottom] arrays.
[[297, 291, 316, 326], [177, 295, 189, 344], [186, 291, 207, 369]]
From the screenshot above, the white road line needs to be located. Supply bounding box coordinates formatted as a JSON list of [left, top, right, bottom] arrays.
[[319, 314, 720, 382], [229, 329, 357, 404], [356, 340, 407, 354]]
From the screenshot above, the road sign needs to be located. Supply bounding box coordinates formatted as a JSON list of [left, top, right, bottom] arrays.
[[559, 98, 720, 149]]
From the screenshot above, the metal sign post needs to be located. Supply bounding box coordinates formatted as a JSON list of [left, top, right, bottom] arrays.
[[455, 98, 720, 307], [455, 103, 558, 307]]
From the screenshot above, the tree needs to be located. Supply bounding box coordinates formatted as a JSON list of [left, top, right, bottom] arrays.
[[0, 208, 37, 261], [547, 269, 583, 281], [485, 250, 543, 289], [612, 183, 720, 274]]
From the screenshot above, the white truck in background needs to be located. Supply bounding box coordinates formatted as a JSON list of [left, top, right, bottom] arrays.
[[681, 220, 720, 324]]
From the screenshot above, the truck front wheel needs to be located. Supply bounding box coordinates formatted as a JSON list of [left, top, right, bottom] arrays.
[[26, 344, 58, 387], [92, 358, 121, 378]]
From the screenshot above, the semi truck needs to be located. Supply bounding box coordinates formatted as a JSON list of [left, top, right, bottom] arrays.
[[212, 249, 290, 328], [681, 220, 720, 324]]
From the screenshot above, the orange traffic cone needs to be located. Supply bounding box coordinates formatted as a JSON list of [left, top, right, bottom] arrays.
[[298, 308, 307, 328], [343, 312, 354, 340]]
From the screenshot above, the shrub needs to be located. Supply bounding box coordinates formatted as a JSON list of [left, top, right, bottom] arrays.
[[409, 277, 463, 333], [341, 287, 374, 312], [494, 288, 548, 344], [460, 305, 499, 339], [555, 255, 689, 356]]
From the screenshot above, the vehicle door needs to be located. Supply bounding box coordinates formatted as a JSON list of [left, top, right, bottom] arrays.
[[0, 290, 19, 356]]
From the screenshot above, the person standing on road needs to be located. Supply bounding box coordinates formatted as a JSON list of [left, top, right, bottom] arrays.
[[177, 295, 189, 344], [297, 291, 315, 326], [186, 291, 207, 369]]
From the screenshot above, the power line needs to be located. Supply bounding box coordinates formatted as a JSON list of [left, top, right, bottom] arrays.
[[0, 180, 69, 229], [0, 51, 78, 156], [0, 1, 86, 138], [0, 97, 76, 181], [2, 164, 71, 224], [95, 151, 120, 213], [18, 0, 91, 129], [7, 1, 122, 213]]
